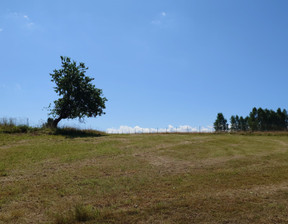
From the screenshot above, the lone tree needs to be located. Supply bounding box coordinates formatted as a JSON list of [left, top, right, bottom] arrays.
[[48, 56, 107, 128]]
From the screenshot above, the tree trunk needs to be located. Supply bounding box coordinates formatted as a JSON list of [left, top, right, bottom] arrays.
[[52, 117, 62, 128]]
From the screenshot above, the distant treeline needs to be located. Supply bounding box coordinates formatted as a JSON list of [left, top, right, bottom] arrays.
[[214, 107, 288, 132]]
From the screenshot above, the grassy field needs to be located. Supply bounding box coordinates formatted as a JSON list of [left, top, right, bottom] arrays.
[[1, 131, 288, 223]]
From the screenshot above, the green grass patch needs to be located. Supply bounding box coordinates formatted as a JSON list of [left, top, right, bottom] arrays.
[[1, 132, 288, 223]]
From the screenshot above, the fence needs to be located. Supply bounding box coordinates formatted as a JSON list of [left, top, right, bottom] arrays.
[[106, 126, 214, 134]]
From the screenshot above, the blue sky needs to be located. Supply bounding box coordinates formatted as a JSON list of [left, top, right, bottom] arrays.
[[1, 0, 288, 132]]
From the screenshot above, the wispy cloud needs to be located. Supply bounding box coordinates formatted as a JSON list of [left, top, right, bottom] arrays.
[[0, 28, 3, 32], [107, 125, 213, 134], [22, 14, 35, 29], [5, 12, 36, 30], [151, 11, 168, 26], [23, 15, 35, 28]]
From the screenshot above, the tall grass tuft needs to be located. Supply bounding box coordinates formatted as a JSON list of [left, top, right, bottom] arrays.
[[54, 204, 99, 224], [0, 117, 17, 127], [74, 204, 98, 222], [0, 117, 37, 133], [0, 117, 106, 136]]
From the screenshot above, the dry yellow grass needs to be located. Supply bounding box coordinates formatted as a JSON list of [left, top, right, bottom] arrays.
[[1, 132, 288, 223]]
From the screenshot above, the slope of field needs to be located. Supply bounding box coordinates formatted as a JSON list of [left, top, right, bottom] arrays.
[[1, 132, 288, 223]]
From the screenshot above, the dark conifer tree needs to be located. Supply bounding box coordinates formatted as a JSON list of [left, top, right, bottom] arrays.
[[214, 113, 228, 131]]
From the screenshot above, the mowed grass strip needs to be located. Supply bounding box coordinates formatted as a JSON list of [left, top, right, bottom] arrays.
[[0, 133, 288, 223]]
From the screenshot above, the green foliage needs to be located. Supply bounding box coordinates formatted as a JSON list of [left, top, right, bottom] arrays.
[[0, 118, 36, 134], [49, 56, 107, 127], [214, 113, 228, 131], [54, 127, 105, 138], [1, 125, 38, 134], [74, 204, 98, 222], [0, 118, 17, 126], [0, 117, 105, 137], [42, 118, 54, 128], [230, 115, 236, 131], [247, 107, 288, 131], [230, 115, 249, 132], [228, 107, 288, 132]]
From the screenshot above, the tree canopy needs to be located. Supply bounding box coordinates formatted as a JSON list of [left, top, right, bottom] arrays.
[[214, 113, 228, 131], [49, 56, 107, 128], [216, 107, 288, 132]]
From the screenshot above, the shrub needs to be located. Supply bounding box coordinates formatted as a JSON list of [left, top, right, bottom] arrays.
[[0, 118, 40, 134]]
